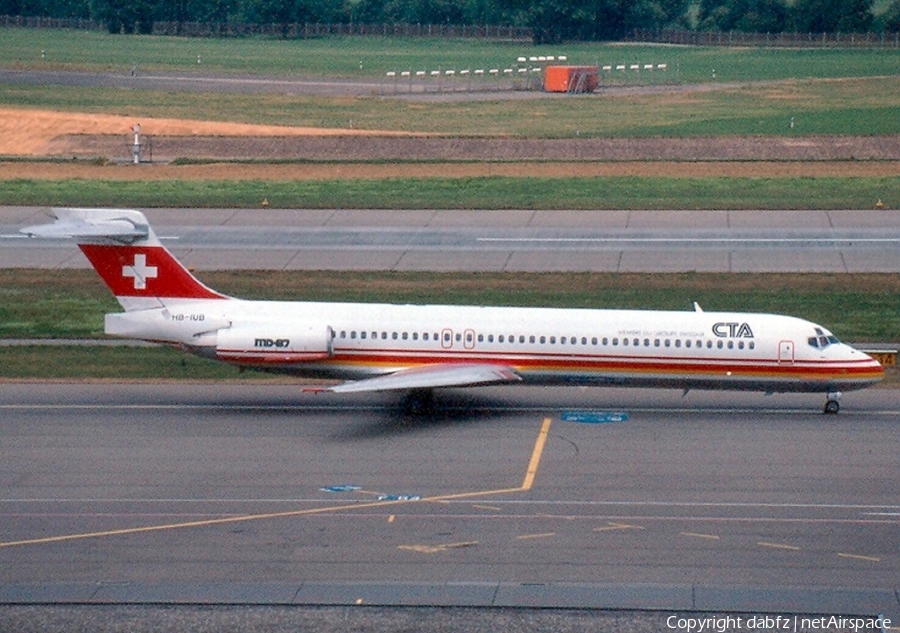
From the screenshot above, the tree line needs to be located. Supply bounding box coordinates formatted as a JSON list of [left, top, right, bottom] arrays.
[[2, 0, 900, 43]]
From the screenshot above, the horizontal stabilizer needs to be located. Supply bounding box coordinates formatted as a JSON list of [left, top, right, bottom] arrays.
[[328, 363, 521, 393], [20, 208, 149, 242]]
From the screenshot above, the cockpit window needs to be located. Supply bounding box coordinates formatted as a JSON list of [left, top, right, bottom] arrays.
[[808, 331, 840, 349]]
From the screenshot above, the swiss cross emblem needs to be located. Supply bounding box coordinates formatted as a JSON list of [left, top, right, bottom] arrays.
[[122, 253, 158, 290]]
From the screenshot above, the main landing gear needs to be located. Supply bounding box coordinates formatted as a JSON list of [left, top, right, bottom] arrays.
[[823, 391, 841, 415], [403, 388, 435, 416]]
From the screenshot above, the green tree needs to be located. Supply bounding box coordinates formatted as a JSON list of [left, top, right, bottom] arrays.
[[698, 0, 788, 32], [883, 0, 900, 31], [791, 0, 873, 32], [91, 0, 156, 33], [513, 0, 689, 44]]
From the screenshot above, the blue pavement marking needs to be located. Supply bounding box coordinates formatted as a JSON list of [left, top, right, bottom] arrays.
[[377, 494, 421, 501], [561, 411, 629, 424], [320, 485, 362, 493]]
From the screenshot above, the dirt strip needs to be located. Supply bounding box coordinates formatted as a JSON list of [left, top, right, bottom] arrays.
[[0, 107, 421, 156], [40, 133, 900, 164], [4, 160, 900, 180]]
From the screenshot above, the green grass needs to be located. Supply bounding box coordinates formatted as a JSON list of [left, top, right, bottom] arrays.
[[3, 28, 900, 137], [0, 345, 271, 379], [4, 268, 898, 379], [3, 269, 899, 341], [2, 177, 898, 210], [3, 75, 900, 136], [4, 28, 900, 82]]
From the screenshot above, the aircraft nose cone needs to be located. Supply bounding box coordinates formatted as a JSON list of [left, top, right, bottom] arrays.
[[862, 352, 886, 382]]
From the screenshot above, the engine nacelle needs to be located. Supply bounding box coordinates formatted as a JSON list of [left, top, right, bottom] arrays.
[[216, 323, 333, 365]]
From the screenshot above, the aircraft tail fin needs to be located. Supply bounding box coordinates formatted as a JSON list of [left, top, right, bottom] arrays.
[[21, 208, 229, 311]]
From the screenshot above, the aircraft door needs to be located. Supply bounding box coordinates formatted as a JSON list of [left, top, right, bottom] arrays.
[[441, 328, 453, 349], [464, 329, 476, 350], [778, 340, 795, 364]]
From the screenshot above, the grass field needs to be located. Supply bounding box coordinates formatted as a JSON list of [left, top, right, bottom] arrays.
[[2, 29, 900, 137], [2, 268, 898, 379], [3, 73, 899, 137], [2, 176, 898, 209], [4, 28, 900, 82], [3, 269, 899, 341]]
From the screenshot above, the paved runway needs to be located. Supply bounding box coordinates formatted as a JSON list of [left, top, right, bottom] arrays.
[[1, 383, 898, 618], [0, 69, 387, 98], [4, 206, 900, 272]]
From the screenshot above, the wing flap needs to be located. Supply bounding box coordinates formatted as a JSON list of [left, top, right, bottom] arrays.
[[328, 363, 521, 393]]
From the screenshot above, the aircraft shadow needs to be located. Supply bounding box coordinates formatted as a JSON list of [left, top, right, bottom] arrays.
[[328, 390, 526, 441]]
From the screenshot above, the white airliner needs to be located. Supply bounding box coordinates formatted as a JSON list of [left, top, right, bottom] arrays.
[[22, 208, 883, 414]]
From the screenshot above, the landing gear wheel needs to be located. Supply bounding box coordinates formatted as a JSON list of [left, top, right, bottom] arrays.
[[823, 391, 842, 415], [403, 389, 434, 417]]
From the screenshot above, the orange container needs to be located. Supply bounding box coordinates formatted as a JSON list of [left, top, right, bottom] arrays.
[[544, 65, 599, 93]]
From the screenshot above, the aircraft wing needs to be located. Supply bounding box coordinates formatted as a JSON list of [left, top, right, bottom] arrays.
[[327, 363, 522, 393]]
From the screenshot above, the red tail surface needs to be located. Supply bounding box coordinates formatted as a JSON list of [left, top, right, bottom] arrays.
[[21, 208, 228, 308], [79, 244, 226, 301]]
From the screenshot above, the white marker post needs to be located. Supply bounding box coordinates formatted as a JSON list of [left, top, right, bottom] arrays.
[[131, 124, 142, 164]]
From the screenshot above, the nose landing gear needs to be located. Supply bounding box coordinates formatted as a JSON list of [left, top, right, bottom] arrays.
[[823, 392, 841, 414]]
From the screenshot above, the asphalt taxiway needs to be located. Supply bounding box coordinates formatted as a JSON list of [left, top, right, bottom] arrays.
[[4, 206, 900, 272], [1, 383, 898, 619]]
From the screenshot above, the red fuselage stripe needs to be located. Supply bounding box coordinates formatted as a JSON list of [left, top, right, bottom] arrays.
[[227, 347, 882, 380]]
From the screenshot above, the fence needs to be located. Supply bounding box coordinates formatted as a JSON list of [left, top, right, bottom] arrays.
[[5, 17, 899, 48], [155, 22, 532, 40], [630, 28, 900, 48], [0, 16, 532, 41], [1, 15, 101, 29]]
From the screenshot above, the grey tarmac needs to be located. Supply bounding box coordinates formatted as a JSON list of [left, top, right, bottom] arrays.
[[4, 206, 900, 272], [0, 383, 898, 627]]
